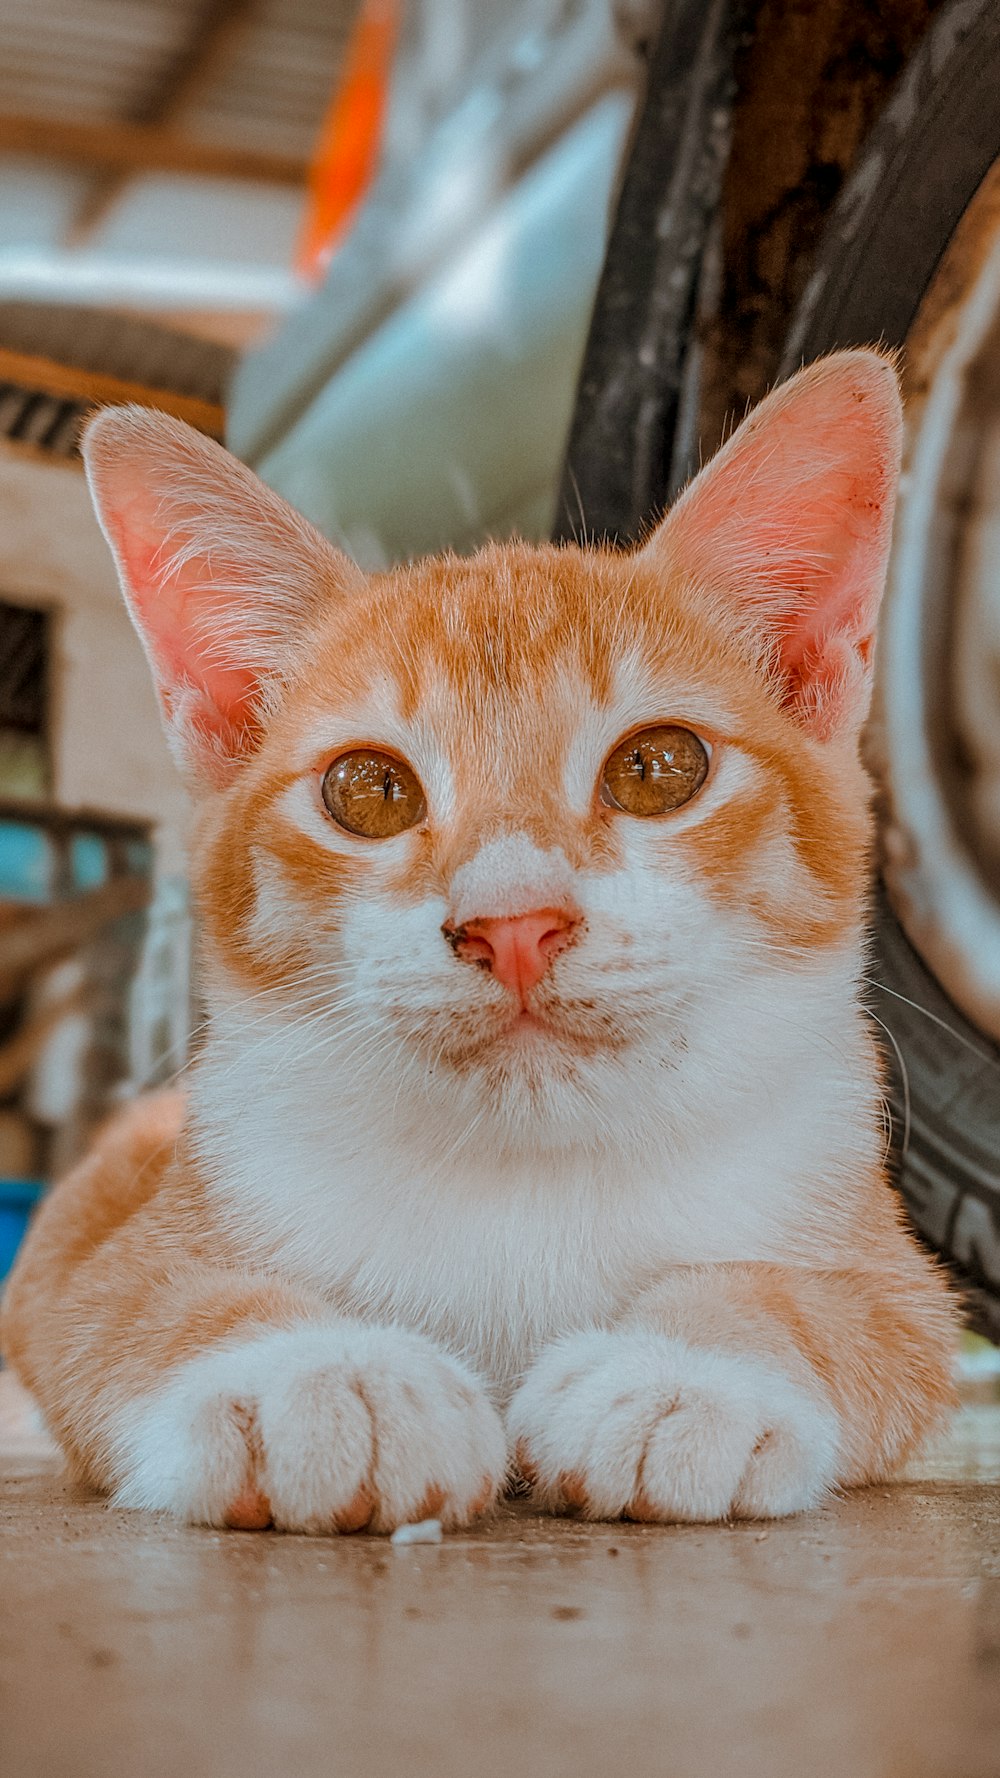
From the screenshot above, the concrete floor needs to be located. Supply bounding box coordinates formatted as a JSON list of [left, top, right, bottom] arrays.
[[2, 1374, 1000, 1778]]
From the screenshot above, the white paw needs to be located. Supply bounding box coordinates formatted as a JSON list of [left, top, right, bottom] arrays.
[[107, 1322, 507, 1533], [509, 1330, 839, 1522]]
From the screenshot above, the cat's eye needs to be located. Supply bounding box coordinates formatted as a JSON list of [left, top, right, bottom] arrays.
[[601, 725, 709, 816], [321, 749, 426, 839]]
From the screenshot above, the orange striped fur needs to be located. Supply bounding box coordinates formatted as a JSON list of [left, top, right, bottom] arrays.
[[1, 352, 958, 1532]]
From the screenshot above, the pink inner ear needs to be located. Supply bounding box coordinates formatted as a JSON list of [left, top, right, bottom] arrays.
[[116, 528, 262, 739], [771, 475, 888, 704], [654, 354, 903, 738]]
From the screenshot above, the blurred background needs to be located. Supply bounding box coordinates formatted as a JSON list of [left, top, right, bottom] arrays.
[[0, 0, 998, 1341]]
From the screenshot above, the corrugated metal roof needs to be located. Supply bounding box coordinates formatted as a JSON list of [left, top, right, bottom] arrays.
[[177, 0, 359, 158], [0, 0, 357, 157], [0, 0, 360, 322], [0, 0, 203, 122]]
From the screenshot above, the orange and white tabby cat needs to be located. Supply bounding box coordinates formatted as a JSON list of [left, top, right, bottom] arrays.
[[2, 350, 958, 1533]]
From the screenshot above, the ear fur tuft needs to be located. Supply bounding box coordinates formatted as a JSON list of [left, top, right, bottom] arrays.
[[82, 406, 363, 787], [641, 350, 904, 740]]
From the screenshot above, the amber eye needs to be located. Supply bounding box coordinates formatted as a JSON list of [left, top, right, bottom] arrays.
[[601, 725, 709, 816], [321, 749, 426, 838]]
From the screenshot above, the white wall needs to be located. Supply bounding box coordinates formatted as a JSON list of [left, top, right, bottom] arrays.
[[0, 442, 193, 1102], [0, 443, 189, 877]]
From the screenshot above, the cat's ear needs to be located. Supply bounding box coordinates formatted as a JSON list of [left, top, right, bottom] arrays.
[[641, 350, 903, 741], [82, 406, 364, 788]]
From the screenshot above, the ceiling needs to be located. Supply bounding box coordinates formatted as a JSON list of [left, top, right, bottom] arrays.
[[0, 0, 361, 333]]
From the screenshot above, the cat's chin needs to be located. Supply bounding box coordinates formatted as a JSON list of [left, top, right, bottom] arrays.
[[424, 1006, 665, 1160]]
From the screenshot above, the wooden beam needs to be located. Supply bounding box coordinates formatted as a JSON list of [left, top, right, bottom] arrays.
[[0, 345, 226, 442], [0, 112, 308, 188], [0, 877, 150, 1002]]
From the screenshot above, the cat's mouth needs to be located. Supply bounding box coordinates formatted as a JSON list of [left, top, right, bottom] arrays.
[[511, 1009, 548, 1033], [413, 997, 638, 1072]]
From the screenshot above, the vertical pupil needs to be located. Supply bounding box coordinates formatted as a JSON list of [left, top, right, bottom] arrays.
[[382, 770, 393, 802], [632, 749, 645, 780]]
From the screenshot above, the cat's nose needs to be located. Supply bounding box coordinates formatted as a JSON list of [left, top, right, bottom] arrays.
[[446, 908, 580, 1000]]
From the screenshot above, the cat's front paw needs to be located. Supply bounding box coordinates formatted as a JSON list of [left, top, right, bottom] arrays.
[[509, 1330, 839, 1522], [108, 1323, 507, 1533]]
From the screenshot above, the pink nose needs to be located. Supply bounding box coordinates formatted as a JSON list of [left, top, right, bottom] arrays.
[[449, 908, 579, 1001]]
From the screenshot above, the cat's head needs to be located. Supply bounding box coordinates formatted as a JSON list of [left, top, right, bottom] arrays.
[[83, 352, 901, 1157]]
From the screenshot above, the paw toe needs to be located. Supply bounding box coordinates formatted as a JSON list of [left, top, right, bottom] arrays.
[[410, 1483, 447, 1522], [222, 1484, 273, 1530], [557, 1470, 591, 1512], [468, 1474, 497, 1517], [333, 1482, 376, 1533]]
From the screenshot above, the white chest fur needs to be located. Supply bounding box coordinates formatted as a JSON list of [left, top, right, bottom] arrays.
[[193, 972, 878, 1402]]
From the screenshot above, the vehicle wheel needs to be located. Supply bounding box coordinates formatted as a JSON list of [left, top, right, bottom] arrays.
[[553, 0, 755, 546], [782, 0, 1000, 1340]]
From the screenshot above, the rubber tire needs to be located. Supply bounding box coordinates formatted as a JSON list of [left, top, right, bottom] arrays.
[[553, 0, 755, 545], [782, 0, 1000, 1341]]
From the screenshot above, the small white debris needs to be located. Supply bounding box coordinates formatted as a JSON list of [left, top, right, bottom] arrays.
[[391, 1518, 444, 1545]]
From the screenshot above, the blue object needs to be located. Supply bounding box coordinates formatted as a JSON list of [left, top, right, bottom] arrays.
[[70, 832, 109, 891], [0, 1180, 46, 1281], [0, 822, 53, 902]]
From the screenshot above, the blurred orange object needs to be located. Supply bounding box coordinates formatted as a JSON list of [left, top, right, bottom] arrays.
[[296, 0, 401, 283]]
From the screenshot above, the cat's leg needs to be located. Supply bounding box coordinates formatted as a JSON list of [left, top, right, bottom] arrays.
[[508, 1258, 958, 1522], [2, 1121, 506, 1534], [104, 1304, 507, 1533], [12, 1244, 506, 1533], [13, 1252, 506, 1533]]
